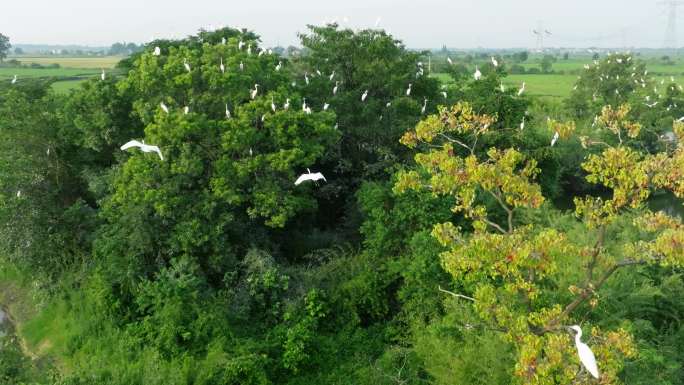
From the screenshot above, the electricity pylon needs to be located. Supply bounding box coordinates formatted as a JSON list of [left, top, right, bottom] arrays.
[[659, 1, 684, 48]]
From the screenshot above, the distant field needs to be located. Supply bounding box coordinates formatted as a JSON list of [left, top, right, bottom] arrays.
[[7, 56, 123, 69], [1, 56, 124, 93]]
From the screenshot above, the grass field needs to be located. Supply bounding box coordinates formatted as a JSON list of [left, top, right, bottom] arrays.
[[1, 56, 124, 93]]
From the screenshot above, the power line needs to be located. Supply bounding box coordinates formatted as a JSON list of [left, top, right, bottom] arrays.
[[658, 1, 684, 47]]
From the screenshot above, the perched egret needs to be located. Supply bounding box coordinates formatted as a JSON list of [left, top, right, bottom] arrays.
[[421, 98, 428, 114], [271, 97, 277, 112], [333, 81, 339, 95], [295, 169, 327, 185], [184, 106, 189, 115], [239, 61, 244, 71], [220, 58, 225, 74], [441, 91, 447, 99], [184, 59, 191, 72], [11, 75, 17, 84], [101, 69, 106, 81], [386, 102, 392, 108], [551, 131, 560, 147], [568, 325, 599, 379], [447, 57, 453, 65], [474, 66, 482, 80], [16, 190, 21, 198], [250, 84, 259, 100], [153, 46, 161, 56], [518, 82, 526, 96], [361, 90, 368, 101], [323, 102, 330, 111], [499, 83, 506, 92], [120, 140, 164, 160], [160, 102, 169, 114], [316, 69, 322, 77], [491, 57, 498, 67], [247, 44, 252, 55], [275, 61, 282, 71], [406, 83, 412, 96], [225, 104, 231, 119], [238, 40, 245, 50], [283, 98, 290, 111], [329, 71, 335, 81], [305, 72, 310, 85]]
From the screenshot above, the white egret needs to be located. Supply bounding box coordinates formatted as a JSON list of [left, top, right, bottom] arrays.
[[491, 57, 498, 67], [250, 84, 259, 100], [295, 168, 327, 185], [239, 61, 244, 71], [275, 61, 282, 71], [329, 71, 335, 81], [361, 90, 368, 101], [184, 106, 189, 115], [421, 98, 428, 114], [520, 116, 525, 131], [238, 40, 245, 50], [11, 75, 17, 84], [160, 102, 169, 114], [16, 190, 21, 198], [474, 66, 482, 80], [406, 83, 412, 96], [518, 82, 526, 96], [225, 104, 231, 119], [375, 16, 382, 28], [551, 131, 560, 147], [271, 97, 277, 113], [120, 140, 164, 160], [247, 44, 252, 55], [184, 59, 191, 72], [284, 98, 290, 111], [447, 57, 453, 65], [499, 83, 506, 92], [101, 69, 106, 81], [305, 72, 310, 85], [333, 81, 339, 95], [568, 325, 599, 379], [220, 58, 225, 74], [323, 102, 330, 111], [386, 102, 392, 107], [441, 91, 447, 99], [316, 69, 322, 77], [153, 46, 161, 56]]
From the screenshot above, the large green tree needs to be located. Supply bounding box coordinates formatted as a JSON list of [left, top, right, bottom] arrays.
[[0, 33, 10, 61]]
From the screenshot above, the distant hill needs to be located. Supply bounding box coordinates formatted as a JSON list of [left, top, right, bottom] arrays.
[[13, 44, 110, 54]]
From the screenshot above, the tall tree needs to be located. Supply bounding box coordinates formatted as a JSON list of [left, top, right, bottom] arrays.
[[0, 33, 10, 61]]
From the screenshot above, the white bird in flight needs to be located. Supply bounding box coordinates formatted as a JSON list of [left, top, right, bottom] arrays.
[[406, 83, 412, 96], [120, 140, 164, 160], [250, 84, 259, 100], [295, 168, 327, 185], [474, 66, 482, 80], [153, 46, 161, 56], [361, 90, 369, 101], [568, 325, 599, 379], [160, 102, 169, 114]]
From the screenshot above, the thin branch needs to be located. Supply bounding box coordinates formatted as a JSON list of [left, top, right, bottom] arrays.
[[481, 217, 508, 234], [438, 285, 476, 301], [439, 133, 472, 153], [586, 226, 605, 283], [486, 189, 514, 233]]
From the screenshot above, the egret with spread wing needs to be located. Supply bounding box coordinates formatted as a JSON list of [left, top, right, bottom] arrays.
[[121, 140, 164, 160]]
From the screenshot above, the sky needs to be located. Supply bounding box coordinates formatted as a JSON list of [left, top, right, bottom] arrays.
[[0, 0, 673, 48]]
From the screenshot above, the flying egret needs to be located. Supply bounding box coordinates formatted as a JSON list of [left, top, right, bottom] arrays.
[[406, 83, 412, 96], [295, 168, 327, 185], [568, 325, 599, 379], [120, 140, 164, 160], [225, 104, 231, 118], [491, 57, 498, 67], [421, 98, 428, 114], [284, 98, 290, 110], [271, 97, 277, 112], [160, 102, 169, 114], [361, 90, 368, 101], [184, 59, 191, 72], [474, 66, 482, 80], [250, 84, 259, 100], [551, 131, 560, 147], [518, 82, 526, 96], [220, 58, 225, 74], [101, 69, 106, 81], [275, 61, 282, 71], [153, 46, 161, 56], [11, 75, 17, 84], [333, 81, 339, 95]]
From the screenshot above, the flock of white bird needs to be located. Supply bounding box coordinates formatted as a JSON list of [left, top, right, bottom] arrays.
[[10, 40, 604, 378]]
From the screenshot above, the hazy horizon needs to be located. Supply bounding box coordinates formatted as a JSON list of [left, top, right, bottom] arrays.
[[1, 0, 676, 49]]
